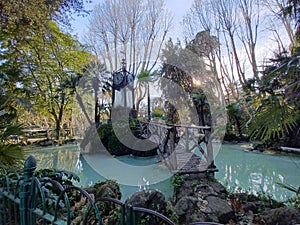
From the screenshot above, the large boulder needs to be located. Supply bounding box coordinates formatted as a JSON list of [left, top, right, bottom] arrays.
[[125, 189, 177, 224], [204, 196, 235, 223], [85, 180, 122, 200], [125, 189, 167, 212], [173, 173, 236, 224], [174, 196, 198, 216], [174, 196, 207, 224], [254, 207, 300, 225]]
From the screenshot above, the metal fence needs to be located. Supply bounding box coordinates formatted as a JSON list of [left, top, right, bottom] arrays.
[[0, 156, 221, 225]]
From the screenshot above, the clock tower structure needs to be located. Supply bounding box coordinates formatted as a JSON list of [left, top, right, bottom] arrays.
[[112, 59, 135, 117]]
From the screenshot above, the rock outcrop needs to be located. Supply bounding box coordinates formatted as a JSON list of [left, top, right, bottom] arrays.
[[229, 192, 300, 225], [125, 189, 178, 224], [173, 173, 235, 224], [85, 177, 300, 225], [125, 189, 168, 212]]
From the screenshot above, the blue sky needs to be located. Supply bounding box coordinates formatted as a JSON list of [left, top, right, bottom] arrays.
[[71, 0, 194, 41]]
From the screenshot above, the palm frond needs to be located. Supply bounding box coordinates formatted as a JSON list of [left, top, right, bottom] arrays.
[[0, 144, 24, 169], [247, 94, 299, 142], [0, 94, 25, 168]]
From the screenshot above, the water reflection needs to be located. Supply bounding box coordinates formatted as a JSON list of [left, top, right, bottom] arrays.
[[26, 145, 80, 172], [215, 145, 300, 201], [26, 144, 300, 202], [26, 145, 172, 200]]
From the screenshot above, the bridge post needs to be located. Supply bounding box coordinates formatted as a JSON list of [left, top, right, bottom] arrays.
[[169, 126, 177, 171], [185, 127, 189, 152], [205, 129, 216, 176], [20, 156, 36, 225]]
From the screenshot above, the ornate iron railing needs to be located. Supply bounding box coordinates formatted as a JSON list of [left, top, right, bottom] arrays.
[[0, 156, 103, 225], [0, 156, 221, 225]]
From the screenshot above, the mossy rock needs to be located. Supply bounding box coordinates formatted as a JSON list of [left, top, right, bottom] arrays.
[[85, 180, 123, 225], [85, 180, 121, 200], [125, 189, 178, 224]]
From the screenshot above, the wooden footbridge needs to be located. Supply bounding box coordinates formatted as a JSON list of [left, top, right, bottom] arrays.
[[140, 121, 218, 175]]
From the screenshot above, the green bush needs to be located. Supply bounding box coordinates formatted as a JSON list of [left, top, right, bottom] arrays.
[[151, 108, 165, 119], [171, 173, 186, 189], [97, 118, 158, 156], [98, 120, 138, 156]]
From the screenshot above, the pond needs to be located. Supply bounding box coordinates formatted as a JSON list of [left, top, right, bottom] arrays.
[[25, 145, 173, 200], [215, 144, 300, 202], [25, 143, 300, 202]]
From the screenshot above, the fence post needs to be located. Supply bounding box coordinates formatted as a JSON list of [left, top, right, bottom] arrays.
[[20, 156, 36, 225], [126, 205, 136, 225]]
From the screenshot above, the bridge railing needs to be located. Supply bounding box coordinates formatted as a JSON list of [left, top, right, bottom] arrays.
[[140, 121, 216, 174]]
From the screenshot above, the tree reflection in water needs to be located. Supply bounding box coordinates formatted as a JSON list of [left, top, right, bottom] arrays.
[[27, 144, 300, 202]]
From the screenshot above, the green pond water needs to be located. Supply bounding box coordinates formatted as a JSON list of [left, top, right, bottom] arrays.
[[26, 143, 300, 202]]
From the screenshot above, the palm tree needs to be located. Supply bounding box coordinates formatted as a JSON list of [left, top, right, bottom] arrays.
[[245, 1, 300, 146], [246, 51, 300, 146], [0, 94, 25, 169]]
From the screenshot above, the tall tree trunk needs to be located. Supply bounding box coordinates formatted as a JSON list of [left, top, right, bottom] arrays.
[[95, 97, 100, 125], [76, 92, 93, 125], [55, 118, 60, 140], [228, 32, 246, 85]]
